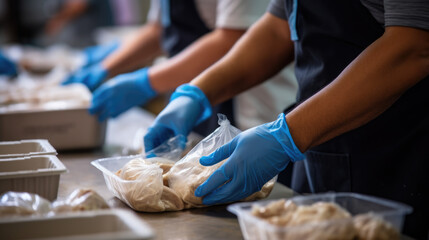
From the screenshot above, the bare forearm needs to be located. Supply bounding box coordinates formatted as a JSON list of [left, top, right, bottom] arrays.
[[149, 28, 245, 93], [102, 23, 163, 77], [191, 13, 294, 105], [287, 26, 429, 152]]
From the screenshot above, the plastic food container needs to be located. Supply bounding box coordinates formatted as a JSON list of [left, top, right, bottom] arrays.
[[0, 108, 106, 150], [0, 139, 56, 159], [0, 155, 67, 201], [228, 192, 412, 240], [91, 155, 162, 209], [0, 209, 154, 240]]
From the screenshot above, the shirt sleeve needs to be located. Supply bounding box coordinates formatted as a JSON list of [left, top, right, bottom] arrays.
[[267, 0, 288, 20], [146, 0, 161, 23], [384, 0, 429, 31], [215, 0, 271, 29]]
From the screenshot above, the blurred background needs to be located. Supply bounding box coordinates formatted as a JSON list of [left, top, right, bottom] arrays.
[[0, 0, 149, 47]]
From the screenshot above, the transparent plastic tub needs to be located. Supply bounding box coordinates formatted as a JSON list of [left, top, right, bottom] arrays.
[[91, 155, 174, 211], [228, 192, 412, 240]]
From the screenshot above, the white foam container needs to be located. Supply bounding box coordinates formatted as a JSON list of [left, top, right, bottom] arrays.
[[228, 192, 412, 240], [0, 209, 154, 239], [0, 139, 56, 159], [0, 108, 106, 150], [0, 155, 67, 201]]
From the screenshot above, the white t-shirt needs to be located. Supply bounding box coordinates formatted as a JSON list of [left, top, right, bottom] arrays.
[[147, 0, 298, 130]]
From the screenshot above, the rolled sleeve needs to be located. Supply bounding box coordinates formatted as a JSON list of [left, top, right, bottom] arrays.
[[267, 0, 288, 20], [216, 0, 270, 29], [385, 0, 429, 31]]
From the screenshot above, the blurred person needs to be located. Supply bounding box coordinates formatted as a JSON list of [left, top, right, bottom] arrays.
[[43, 0, 114, 47], [64, 0, 298, 139]]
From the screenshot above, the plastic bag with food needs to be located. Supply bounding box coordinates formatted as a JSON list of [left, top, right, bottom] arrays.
[[92, 135, 186, 212], [167, 114, 276, 208], [0, 189, 108, 217]]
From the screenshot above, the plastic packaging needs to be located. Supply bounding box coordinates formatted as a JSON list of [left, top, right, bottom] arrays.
[[228, 192, 413, 240], [0, 189, 109, 217], [93, 114, 276, 212], [167, 114, 276, 208]]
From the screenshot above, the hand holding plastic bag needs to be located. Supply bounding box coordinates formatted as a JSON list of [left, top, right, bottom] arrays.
[[195, 113, 305, 205], [167, 114, 277, 208], [144, 84, 212, 152]]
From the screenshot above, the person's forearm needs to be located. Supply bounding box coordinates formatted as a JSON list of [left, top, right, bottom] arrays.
[[102, 23, 163, 77], [191, 13, 294, 105], [148, 28, 244, 93], [287, 26, 429, 152]]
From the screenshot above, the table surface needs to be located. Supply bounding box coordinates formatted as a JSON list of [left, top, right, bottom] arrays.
[[57, 108, 295, 240]]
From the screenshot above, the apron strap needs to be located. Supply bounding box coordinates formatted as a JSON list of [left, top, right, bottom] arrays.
[[288, 0, 299, 41]]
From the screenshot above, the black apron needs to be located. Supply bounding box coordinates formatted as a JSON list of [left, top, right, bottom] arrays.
[[281, 0, 429, 238], [161, 0, 235, 136]]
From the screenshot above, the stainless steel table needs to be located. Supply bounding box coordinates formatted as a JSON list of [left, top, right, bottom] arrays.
[[56, 108, 295, 240]]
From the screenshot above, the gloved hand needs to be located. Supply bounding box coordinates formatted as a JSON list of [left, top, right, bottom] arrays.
[[194, 113, 305, 205], [0, 52, 17, 76], [62, 63, 107, 91], [143, 84, 212, 152], [82, 41, 119, 68], [89, 68, 156, 122]]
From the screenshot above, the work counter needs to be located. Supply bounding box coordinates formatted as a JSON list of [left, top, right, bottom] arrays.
[[56, 108, 295, 240]]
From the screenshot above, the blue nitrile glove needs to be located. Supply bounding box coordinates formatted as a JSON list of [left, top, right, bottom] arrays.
[[195, 113, 305, 205], [0, 52, 17, 76], [143, 84, 212, 152], [82, 41, 120, 68], [89, 68, 156, 122], [62, 63, 107, 91]]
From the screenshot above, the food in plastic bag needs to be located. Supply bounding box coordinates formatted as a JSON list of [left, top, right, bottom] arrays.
[[51, 188, 109, 213], [166, 114, 276, 208], [251, 199, 399, 240], [114, 157, 183, 212], [0, 191, 51, 216], [0, 189, 108, 217], [110, 114, 275, 212], [353, 213, 400, 240]]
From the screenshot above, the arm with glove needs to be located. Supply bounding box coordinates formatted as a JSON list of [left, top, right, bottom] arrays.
[[88, 26, 245, 121], [63, 22, 163, 90], [145, 11, 429, 205]]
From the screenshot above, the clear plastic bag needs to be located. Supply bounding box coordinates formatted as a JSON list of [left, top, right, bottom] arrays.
[[167, 114, 276, 208], [93, 114, 276, 212], [0, 189, 108, 217], [0, 191, 51, 216], [92, 135, 186, 212]]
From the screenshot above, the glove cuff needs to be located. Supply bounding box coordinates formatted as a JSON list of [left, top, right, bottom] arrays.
[[171, 84, 212, 125], [135, 67, 157, 99], [270, 113, 305, 162]]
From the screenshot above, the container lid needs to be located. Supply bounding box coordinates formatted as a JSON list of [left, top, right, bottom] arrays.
[[0, 139, 57, 159]]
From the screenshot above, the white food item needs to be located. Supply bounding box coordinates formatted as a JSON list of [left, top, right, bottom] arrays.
[[114, 158, 183, 212], [52, 188, 109, 212], [353, 214, 400, 240], [0, 191, 51, 216], [168, 156, 275, 208]]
